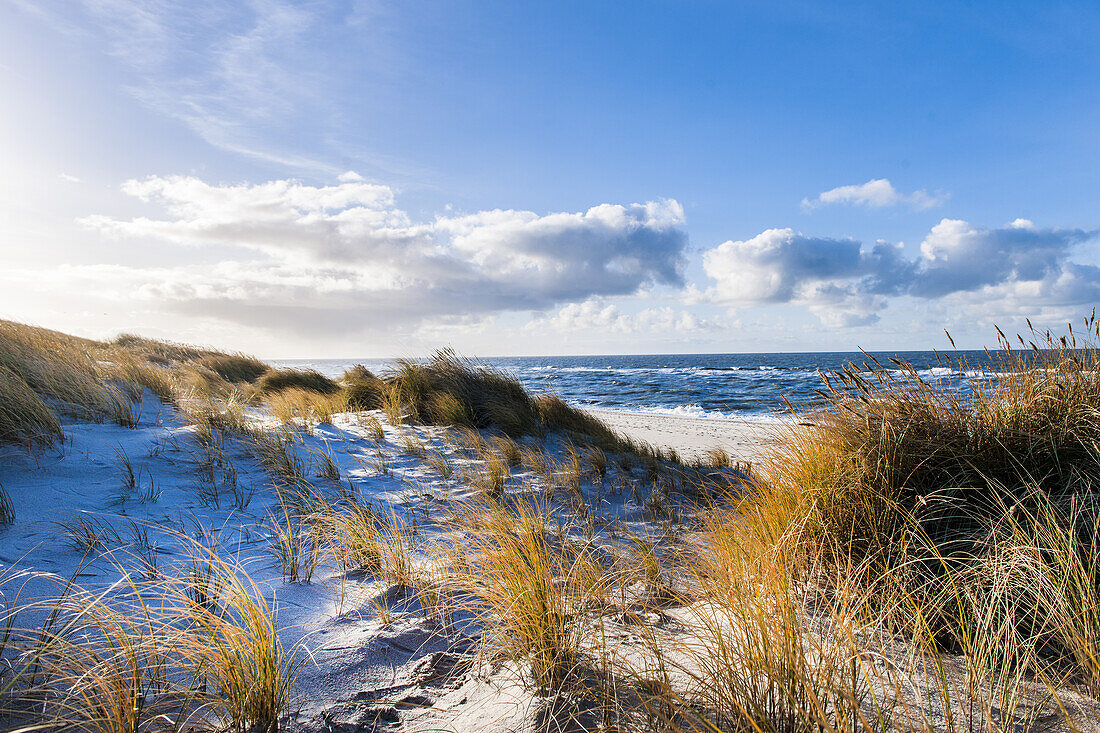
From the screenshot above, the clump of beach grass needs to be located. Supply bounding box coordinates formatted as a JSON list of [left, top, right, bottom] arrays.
[[250, 430, 309, 491], [317, 503, 383, 573], [257, 368, 340, 395], [383, 349, 541, 436], [471, 453, 510, 500], [197, 353, 270, 384], [778, 317, 1100, 557], [341, 364, 385, 409], [454, 499, 602, 689], [358, 412, 386, 441], [400, 430, 428, 458], [266, 506, 320, 584], [0, 365, 62, 446], [56, 515, 122, 554], [657, 315, 1100, 727], [265, 388, 348, 431], [1, 539, 303, 733], [0, 320, 119, 420], [426, 450, 453, 480]]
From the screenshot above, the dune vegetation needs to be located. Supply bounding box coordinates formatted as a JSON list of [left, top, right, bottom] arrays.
[[1, 316, 1100, 731]]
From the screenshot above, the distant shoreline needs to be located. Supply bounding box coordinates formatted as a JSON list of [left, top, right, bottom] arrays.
[[585, 407, 785, 463]]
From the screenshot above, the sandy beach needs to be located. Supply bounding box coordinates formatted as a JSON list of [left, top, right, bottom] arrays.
[[588, 408, 786, 463]]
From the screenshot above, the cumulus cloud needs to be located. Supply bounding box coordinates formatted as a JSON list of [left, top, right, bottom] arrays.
[[703, 229, 863, 304], [802, 178, 948, 211], [76, 175, 688, 334], [910, 218, 1088, 297], [701, 219, 1099, 326]]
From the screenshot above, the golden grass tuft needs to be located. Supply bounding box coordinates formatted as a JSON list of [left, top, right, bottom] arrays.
[[358, 412, 386, 441], [453, 499, 603, 689], [266, 505, 320, 583], [314, 503, 415, 588], [2, 539, 303, 733], [384, 349, 540, 435], [341, 364, 385, 409], [197, 353, 270, 383], [0, 365, 62, 445], [265, 388, 348, 429], [659, 315, 1100, 727], [257, 368, 340, 395]]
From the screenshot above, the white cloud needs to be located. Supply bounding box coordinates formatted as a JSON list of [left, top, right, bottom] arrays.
[[58, 173, 81, 183], [802, 178, 949, 211], [701, 219, 1098, 327], [74, 176, 688, 335], [702, 228, 863, 304]]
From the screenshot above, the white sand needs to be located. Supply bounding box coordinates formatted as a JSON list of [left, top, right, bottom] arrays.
[[587, 408, 787, 463], [3, 395, 777, 731]]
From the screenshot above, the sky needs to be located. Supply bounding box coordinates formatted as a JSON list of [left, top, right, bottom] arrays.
[[1, 0, 1099, 358]]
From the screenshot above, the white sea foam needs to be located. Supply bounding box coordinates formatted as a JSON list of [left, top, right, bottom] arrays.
[[581, 402, 793, 422]]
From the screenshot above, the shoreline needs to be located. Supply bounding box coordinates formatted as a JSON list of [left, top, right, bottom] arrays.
[[585, 407, 786, 463]]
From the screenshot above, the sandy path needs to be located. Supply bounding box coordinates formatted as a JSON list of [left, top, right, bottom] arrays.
[[586, 409, 788, 463]]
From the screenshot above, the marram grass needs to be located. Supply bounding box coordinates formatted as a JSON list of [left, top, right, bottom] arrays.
[[0, 538, 304, 733]]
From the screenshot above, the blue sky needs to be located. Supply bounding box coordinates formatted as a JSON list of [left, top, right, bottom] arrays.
[[2, 1, 1099, 357]]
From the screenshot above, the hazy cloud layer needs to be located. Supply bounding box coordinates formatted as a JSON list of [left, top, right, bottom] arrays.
[[802, 178, 948, 210], [702, 219, 1099, 326], [78, 175, 688, 333], [528, 298, 716, 335]]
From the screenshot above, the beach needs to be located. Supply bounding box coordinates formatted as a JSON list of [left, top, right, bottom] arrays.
[[588, 408, 785, 463], [4, 320, 1100, 731]]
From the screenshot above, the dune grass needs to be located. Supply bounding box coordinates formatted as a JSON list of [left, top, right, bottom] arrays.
[[757, 318, 1100, 671], [0, 319, 280, 452], [316, 504, 415, 586], [265, 387, 348, 430], [266, 505, 320, 584], [0, 538, 303, 733], [341, 364, 385, 409], [7, 316, 1100, 730], [0, 320, 125, 427], [197, 353, 270, 384], [257, 368, 340, 395], [0, 364, 62, 446], [606, 317, 1100, 730], [453, 498, 606, 689], [382, 348, 541, 435]]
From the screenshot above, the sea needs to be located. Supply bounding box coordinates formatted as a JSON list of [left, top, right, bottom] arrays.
[[273, 350, 1003, 422]]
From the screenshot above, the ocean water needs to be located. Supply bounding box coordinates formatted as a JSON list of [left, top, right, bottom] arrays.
[[274, 350, 1002, 422]]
